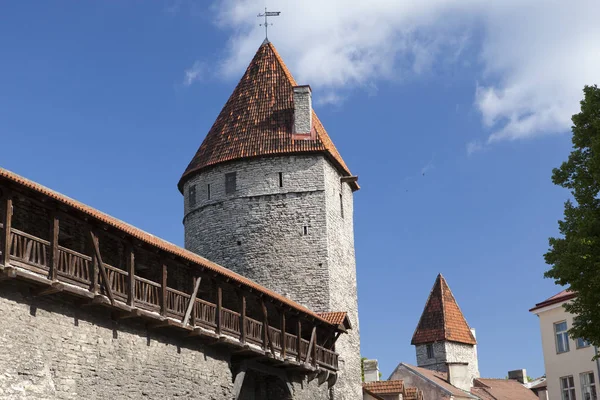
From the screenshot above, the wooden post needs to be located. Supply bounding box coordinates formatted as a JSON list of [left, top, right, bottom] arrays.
[[240, 293, 246, 343], [216, 283, 222, 335], [160, 264, 168, 316], [126, 245, 135, 307], [261, 300, 275, 355], [305, 326, 316, 365], [1, 194, 13, 267], [296, 320, 302, 362], [49, 214, 59, 280], [313, 329, 318, 367], [281, 312, 286, 359], [182, 277, 201, 326], [91, 254, 99, 294], [89, 230, 114, 304]]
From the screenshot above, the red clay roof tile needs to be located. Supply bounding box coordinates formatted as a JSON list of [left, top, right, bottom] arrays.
[[178, 41, 357, 191], [472, 378, 539, 400], [411, 274, 476, 346], [363, 380, 404, 394]]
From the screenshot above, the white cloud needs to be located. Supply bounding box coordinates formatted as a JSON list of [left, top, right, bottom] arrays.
[[466, 141, 484, 155], [207, 0, 599, 145], [183, 61, 205, 86]]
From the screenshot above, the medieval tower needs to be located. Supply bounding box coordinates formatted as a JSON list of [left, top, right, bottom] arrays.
[[411, 274, 480, 387], [178, 41, 361, 399]]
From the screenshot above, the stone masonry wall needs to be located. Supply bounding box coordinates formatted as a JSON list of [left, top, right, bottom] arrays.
[[182, 155, 362, 399], [415, 341, 479, 386], [183, 155, 330, 312], [0, 282, 332, 399], [323, 161, 362, 400]]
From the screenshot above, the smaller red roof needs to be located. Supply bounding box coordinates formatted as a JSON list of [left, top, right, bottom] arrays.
[[363, 380, 404, 394], [472, 378, 539, 400], [411, 274, 476, 346], [529, 289, 576, 312], [317, 312, 352, 330]]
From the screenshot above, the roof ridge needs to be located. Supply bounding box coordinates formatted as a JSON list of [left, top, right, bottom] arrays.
[[439, 274, 448, 341]]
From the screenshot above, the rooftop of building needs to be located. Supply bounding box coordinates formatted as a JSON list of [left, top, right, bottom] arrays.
[[411, 274, 477, 346], [178, 40, 358, 192], [529, 289, 575, 312]]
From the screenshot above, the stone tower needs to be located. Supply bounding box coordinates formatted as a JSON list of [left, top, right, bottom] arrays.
[[411, 274, 479, 389], [178, 41, 361, 399]]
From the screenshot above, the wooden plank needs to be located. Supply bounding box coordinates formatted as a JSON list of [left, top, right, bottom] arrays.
[[88, 230, 114, 305], [33, 281, 64, 297], [240, 294, 246, 344], [49, 213, 59, 280], [261, 300, 275, 355], [160, 264, 167, 316], [126, 245, 135, 306], [216, 284, 222, 335], [281, 312, 286, 359], [297, 320, 302, 362], [312, 329, 317, 367], [305, 326, 316, 365], [2, 195, 13, 267], [182, 277, 201, 326]]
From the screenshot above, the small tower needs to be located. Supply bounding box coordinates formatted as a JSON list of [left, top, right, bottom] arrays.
[[178, 41, 361, 399], [411, 274, 479, 388]]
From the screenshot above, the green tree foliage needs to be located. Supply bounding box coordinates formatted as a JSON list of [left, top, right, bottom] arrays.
[[545, 85, 600, 348]]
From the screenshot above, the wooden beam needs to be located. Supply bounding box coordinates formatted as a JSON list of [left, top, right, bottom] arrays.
[[0, 266, 16, 281], [216, 283, 222, 335], [88, 230, 114, 305], [160, 264, 167, 316], [240, 293, 246, 344], [33, 281, 64, 297], [49, 213, 59, 281], [313, 329, 318, 367], [261, 300, 276, 355], [126, 245, 135, 307], [305, 326, 316, 365], [328, 331, 342, 350], [182, 277, 201, 326], [297, 320, 302, 362], [281, 312, 286, 359], [1, 194, 12, 267]]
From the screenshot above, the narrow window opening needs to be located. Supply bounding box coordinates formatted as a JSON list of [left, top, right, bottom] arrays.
[[303, 226, 308, 235], [426, 344, 434, 359], [207, 184, 211, 200], [225, 172, 237, 195], [339, 193, 344, 218], [279, 172, 283, 187], [188, 185, 196, 208]]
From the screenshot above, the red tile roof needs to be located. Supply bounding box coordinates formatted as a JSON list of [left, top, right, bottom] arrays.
[[401, 363, 473, 399], [411, 274, 477, 345], [0, 167, 338, 326], [363, 380, 404, 394], [178, 41, 357, 192], [472, 378, 539, 400], [317, 311, 351, 328], [529, 289, 576, 312]]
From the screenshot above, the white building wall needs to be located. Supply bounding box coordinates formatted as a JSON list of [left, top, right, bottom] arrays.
[[534, 301, 599, 400]]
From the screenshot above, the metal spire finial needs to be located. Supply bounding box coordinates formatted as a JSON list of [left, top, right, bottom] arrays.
[[258, 8, 280, 41]]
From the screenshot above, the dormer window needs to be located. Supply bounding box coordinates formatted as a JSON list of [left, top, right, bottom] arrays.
[[426, 344, 434, 359], [188, 185, 196, 208]]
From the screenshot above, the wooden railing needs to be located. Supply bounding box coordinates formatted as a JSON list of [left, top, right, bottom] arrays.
[[9, 228, 49, 270], [0, 224, 339, 370], [57, 246, 92, 284]]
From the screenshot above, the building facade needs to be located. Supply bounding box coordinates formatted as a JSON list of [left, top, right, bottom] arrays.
[[530, 290, 600, 400], [179, 40, 361, 399]]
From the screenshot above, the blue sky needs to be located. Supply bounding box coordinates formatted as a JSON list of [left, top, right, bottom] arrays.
[[1, 1, 599, 380]]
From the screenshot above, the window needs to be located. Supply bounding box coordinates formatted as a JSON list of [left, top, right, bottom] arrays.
[[555, 321, 570, 353], [577, 337, 590, 348], [207, 184, 211, 200], [188, 185, 196, 208], [562, 376, 577, 400], [581, 372, 597, 400], [339, 193, 344, 218], [278, 172, 283, 188], [426, 344, 434, 359], [303, 226, 308, 236], [225, 172, 237, 195]]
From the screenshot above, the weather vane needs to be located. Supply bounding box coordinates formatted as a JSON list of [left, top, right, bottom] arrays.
[[257, 8, 280, 41]]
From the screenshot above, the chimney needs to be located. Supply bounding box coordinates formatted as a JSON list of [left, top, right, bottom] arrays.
[[508, 369, 528, 384], [293, 85, 312, 134], [447, 362, 471, 392], [363, 359, 380, 383]]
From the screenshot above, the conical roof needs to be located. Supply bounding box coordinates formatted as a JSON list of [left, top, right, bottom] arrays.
[[411, 274, 477, 345], [178, 41, 355, 191]]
